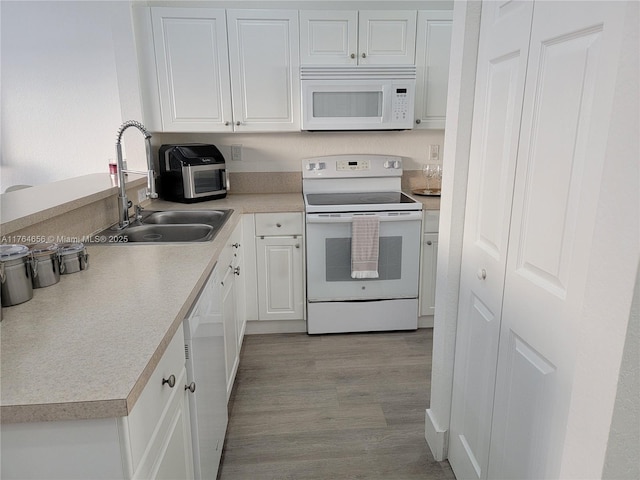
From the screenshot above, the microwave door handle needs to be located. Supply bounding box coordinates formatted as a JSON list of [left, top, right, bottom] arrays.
[[224, 169, 230, 191]]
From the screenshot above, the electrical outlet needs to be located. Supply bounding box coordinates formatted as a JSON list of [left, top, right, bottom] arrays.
[[429, 144, 440, 161], [137, 188, 147, 203], [231, 144, 242, 161]]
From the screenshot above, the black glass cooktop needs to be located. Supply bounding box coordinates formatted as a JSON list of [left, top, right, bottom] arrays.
[[306, 191, 417, 206]]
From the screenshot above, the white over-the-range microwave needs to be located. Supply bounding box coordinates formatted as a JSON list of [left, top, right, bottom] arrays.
[[300, 66, 416, 131]]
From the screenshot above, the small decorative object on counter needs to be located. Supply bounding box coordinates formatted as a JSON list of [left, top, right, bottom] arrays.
[[109, 161, 118, 187], [413, 164, 442, 196], [58, 243, 89, 274], [29, 243, 62, 289], [0, 244, 34, 307]]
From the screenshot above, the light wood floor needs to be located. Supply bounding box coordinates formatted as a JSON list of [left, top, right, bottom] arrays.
[[218, 329, 456, 480]]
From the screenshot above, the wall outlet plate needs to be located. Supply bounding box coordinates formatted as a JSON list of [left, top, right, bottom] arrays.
[[429, 144, 440, 161], [231, 144, 242, 161], [137, 188, 147, 203]]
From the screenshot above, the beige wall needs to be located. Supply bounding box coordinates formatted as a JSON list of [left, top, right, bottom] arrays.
[[154, 129, 445, 173]]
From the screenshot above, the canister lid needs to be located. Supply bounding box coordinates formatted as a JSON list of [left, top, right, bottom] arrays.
[[0, 244, 30, 261], [59, 242, 85, 255], [29, 243, 59, 256]]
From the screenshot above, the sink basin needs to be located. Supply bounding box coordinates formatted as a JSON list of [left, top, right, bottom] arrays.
[[118, 224, 215, 243], [143, 209, 231, 229], [97, 209, 233, 244]]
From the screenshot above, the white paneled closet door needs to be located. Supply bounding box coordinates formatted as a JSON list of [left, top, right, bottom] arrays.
[[488, 2, 627, 478], [449, 1, 629, 479], [448, 2, 533, 478]]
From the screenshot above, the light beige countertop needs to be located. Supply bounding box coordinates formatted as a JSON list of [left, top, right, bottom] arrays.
[[0, 194, 302, 424]]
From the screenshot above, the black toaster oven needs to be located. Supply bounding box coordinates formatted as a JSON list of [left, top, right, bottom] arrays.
[[158, 144, 227, 203]]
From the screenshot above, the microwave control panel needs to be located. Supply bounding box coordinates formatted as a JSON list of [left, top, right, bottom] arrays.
[[392, 88, 409, 122]]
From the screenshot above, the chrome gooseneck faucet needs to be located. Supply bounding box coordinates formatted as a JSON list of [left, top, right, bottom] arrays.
[[115, 120, 158, 229]]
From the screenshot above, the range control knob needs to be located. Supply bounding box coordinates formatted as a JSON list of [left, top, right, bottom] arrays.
[[383, 160, 391, 169], [317, 162, 326, 170], [393, 160, 401, 169], [306, 162, 316, 171]]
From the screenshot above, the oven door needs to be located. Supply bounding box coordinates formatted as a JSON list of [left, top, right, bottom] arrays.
[[305, 211, 422, 301]]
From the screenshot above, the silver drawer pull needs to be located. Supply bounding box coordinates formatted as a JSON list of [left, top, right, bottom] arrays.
[[185, 382, 196, 393], [162, 374, 176, 388]]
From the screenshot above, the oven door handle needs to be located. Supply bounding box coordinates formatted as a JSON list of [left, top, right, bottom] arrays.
[[306, 212, 423, 223]]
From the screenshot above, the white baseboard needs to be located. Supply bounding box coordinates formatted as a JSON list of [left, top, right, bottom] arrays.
[[425, 408, 449, 461]]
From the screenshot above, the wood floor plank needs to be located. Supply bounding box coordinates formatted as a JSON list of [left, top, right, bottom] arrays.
[[219, 329, 455, 480]]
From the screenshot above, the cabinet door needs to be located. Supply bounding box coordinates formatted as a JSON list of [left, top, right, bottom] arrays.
[[256, 236, 304, 321], [299, 10, 358, 65], [221, 265, 238, 401], [151, 368, 194, 480], [420, 233, 439, 316], [151, 8, 233, 132], [415, 11, 453, 129], [358, 11, 417, 65], [227, 10, 300, 132]]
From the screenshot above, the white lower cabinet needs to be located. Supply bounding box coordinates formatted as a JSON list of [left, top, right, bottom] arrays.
[[419, 211, 440, 325], [0, 328, 193, 480], [256, 236, 304, 321], [253, 213, 305, 322], [218, 220, 245, 401]]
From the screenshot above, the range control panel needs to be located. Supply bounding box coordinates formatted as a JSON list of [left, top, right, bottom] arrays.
[[302, 155, 403, 179], [336, 159, 370, 171]]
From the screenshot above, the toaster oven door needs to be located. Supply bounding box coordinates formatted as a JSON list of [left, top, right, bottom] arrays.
[[182, 164, 226, 199]]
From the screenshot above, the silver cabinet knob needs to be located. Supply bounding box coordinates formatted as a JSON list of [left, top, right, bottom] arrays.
[[162, 374, 176, 388], [416, 119, 421, 124], [426, 240, 432, 246], [234, 266, 240, 276], [235, 121, 241, 126], [295, 244, 300, 249], [276, 223, 282, 228], [232, 243, 240, 248], [224, 121, 230, 126], [477, 268, 487, 280], [361, 52, 367, 58], [185, 382, 196, 393], [350, 53, 356, 59]]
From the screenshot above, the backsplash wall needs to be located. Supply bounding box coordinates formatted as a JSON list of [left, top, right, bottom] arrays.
[[154, 129, 445, 173]]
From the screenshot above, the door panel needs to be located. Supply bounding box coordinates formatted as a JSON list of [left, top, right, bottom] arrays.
[[515, 28, 603, 297], [489, 2, 627, 478], [448, 2, 534, 478]]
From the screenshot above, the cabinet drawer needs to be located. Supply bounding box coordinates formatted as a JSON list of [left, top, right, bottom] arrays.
[[125, 327, 186, 473], [255, 213, 302, 236]]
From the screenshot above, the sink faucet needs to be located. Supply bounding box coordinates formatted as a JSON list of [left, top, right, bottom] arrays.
[[115, 120, 158, 229]]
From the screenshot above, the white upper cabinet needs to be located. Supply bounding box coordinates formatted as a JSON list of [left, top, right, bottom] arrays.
[[227, 10, 300, 132], [146, 8, 299, 132], [414, 10, 453, 129], [151, 8, 233, 132], [300, 10, 417, 65]]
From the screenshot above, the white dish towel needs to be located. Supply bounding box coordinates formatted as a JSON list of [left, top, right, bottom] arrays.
[[351, 215, 380, 279]]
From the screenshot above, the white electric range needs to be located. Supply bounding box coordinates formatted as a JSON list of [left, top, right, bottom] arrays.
[[302, 155, 423, 334]]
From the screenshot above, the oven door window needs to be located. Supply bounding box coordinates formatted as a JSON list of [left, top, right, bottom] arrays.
[[326, 237, 402, 281], [306, 216, 421, 301]]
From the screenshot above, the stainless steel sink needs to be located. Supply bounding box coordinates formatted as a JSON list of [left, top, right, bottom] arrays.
[[118, 224, 215, 243], [143, 209, 231, 229], [97, 209, 233, 244]]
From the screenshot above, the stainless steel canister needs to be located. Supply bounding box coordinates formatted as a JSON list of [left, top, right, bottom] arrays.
[[0, 244, 34, 307], [59, 243, 89, 274], [30, 243, 61, 288]]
